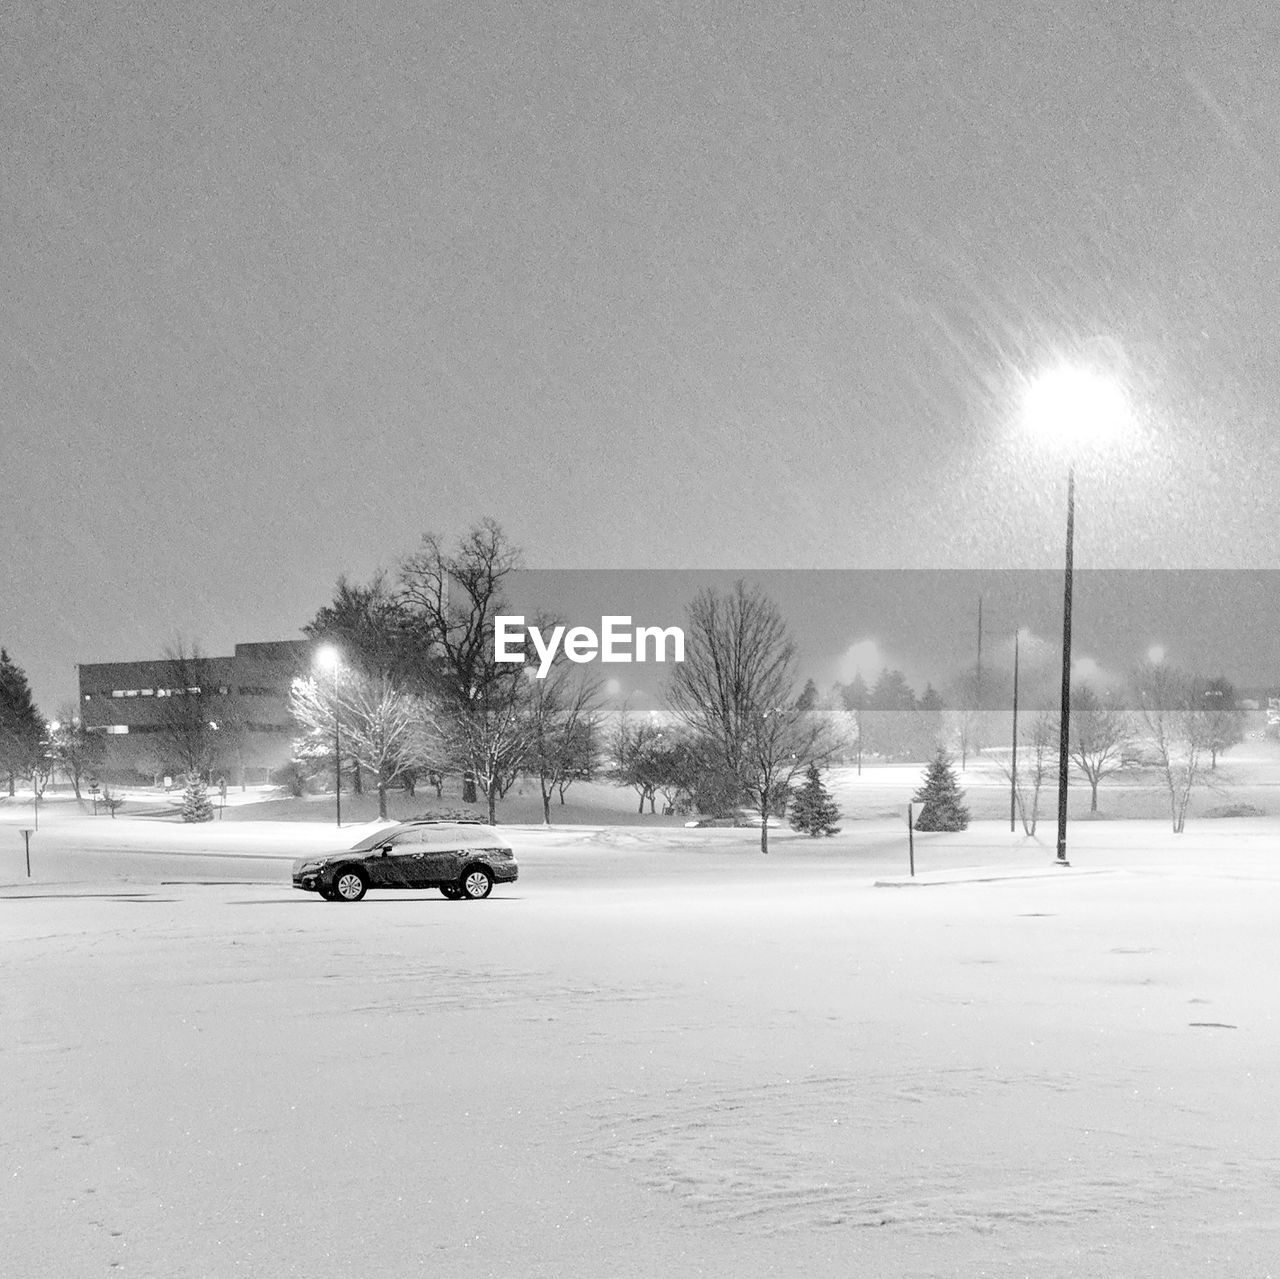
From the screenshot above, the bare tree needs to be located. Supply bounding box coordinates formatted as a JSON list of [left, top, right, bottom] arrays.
[[155, 641, 220, 779], [1134, 662, 1211, 834], [1194, 676, 1246, 769], [398, 519, 532, 822], [989, 711, 1057, 835], [1068, 682, 1133, 812], [527, 666, 602, 824], [290, 670, 429, 820], [668, 581, 837, 853], [947, 666, 981, 770], [740, 703, 839, 852], [840, 674, 869, 774], [47, 707, 104, 799], [608, 709, 667, 815]]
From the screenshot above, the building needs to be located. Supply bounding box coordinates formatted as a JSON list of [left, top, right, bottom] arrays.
[[77, 641, 313, 784]]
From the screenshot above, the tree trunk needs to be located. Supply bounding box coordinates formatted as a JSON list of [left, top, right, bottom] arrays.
[[542, 791, 552, 825], [1090, 780, 1099, 812], [377, 781, 388, 820], [487, 788, 497, 823]]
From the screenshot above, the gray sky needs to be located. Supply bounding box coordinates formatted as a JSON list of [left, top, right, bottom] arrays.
[[6, 1, 1280, 710]]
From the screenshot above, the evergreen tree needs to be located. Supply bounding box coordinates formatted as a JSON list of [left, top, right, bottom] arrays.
[[795, 678, 819, 713], [918, 683, 945, 713], [912, 748, 970, 831], [869, 668, 918, 711], [0, 649, 43, 796], [181, 772, 214, 823], [841, 673, 870, 714], [789, 763, 842, 836]]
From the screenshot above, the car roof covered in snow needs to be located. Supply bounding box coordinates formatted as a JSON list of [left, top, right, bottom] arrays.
[[346, 822, 506, 851]]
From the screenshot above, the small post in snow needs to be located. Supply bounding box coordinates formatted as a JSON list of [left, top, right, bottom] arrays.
[[907, 804, 915, 878], [20, 828, 33, 878]]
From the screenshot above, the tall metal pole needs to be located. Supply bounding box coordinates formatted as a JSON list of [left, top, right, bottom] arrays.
[[333, 662, 342, 828], [1055, 466, 1075, 865], [1010, 628, 1020, 833], [975, 596, 983, 757]]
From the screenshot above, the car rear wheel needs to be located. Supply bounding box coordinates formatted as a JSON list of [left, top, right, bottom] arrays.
[[334, 869, 368, 901], [460, 867, 493, 900], [440, 885, 463, 900]]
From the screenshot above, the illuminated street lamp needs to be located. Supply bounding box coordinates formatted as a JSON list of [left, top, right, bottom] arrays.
[[315, 645, 342, 827], [1023, 365, 1128, 866]]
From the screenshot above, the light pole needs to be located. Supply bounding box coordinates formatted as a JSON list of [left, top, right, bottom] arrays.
[[1055, 467, 1075, 864], [1009, 632, 1020, 833], [1023, 364, 1128, 867], [316, 646, 342, 827]]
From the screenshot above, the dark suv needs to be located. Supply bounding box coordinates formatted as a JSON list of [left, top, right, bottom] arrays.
[[291, 821, 519, 902]]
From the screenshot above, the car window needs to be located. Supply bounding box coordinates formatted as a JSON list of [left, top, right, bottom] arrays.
[[389, 831, 431, 849], [348, 828, 403, 851]]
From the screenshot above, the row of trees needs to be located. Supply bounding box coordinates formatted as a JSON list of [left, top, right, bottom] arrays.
[[288, 521, 606, 823], [1, 517, 1263, 844], [823, 664, 1249, 773], [286, 522, 848, 850], [987, 666, 1247, 835], [0, 649, 106, 801]]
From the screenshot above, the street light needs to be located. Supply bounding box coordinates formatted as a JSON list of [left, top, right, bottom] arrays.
[[1009, 632, 1020, 834], [315, 645, 342, 827], [1023, 364, 1128, 866]]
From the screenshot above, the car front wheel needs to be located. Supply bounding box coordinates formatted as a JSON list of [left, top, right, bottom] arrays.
[[333, 869, 368, 901], [460, 867, 493, 900]]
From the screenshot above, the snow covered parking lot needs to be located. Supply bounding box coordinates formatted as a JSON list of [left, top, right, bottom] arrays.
[[5, 814, 1280, 1277]]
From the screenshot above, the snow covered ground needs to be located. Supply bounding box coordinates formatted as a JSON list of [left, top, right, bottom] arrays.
[[4, 805, 1280, 1277]]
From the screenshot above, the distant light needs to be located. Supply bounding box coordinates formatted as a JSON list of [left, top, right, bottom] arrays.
[[1147, 644, 1166, 664], [315, 644, 341, 670], [1022, 365, 1129, 450]]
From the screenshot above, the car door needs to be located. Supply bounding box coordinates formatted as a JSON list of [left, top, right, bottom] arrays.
[[379, 831, 435, 887], [413, 828, 467, 886], [362, 835, 404, 887]]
